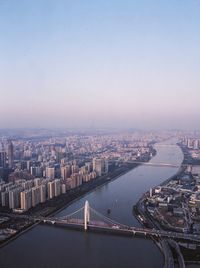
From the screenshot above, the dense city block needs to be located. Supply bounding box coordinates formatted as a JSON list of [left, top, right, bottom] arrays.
[[0, 129, 158, 243]]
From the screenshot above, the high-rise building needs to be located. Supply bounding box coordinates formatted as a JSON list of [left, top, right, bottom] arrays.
[[71, 173, 82, 188], [0, 142, 6, 168], [103, 159, 109, 174], [61, 184, 66, 194], [34, 178, 42, 187], [0, 151, 6, 168], [39, 184, 46, 203], [7, 140, 14, 168], [31, 166, 42, 177], [9, 187, 21, 209], [26, 160, 32, 171], [194, 139, 199, 150], [54, 179, 61, 197], [46, 167, 55, 180], [47, 181, 55, 199], [20, 190, 32, 211], [31, 186, 40, 207], [1, 191, 9, 207], [93, 158, 102, 176], [22, 180, 34, 190], [187, 139, 193, 149], [93, 158, 108, 177], [71, 164, 79, 174], [150, 188, 153, 197], [85, 162, 92, 173], [76, 174, 83, 187], [61, 165, 71, 180], [65, 178, 73, 190]]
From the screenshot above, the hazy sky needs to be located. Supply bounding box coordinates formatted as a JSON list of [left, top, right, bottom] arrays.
[[0, 0, 200, 130]]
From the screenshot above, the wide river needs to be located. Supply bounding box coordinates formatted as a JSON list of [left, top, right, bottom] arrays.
[[0, 140, 185, 268]]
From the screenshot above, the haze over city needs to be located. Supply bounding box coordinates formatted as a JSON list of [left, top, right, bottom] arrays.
[[2, 2, 200, 267], [0, 0, 200, 129]]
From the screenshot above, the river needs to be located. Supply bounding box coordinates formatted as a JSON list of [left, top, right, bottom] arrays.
[[0, 140, 185, 268]]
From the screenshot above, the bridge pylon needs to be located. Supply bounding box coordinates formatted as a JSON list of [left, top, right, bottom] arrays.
[[84, 200, 90, 230]]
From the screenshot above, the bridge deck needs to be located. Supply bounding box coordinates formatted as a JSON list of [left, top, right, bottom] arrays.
[[41, 219, 200, 243]]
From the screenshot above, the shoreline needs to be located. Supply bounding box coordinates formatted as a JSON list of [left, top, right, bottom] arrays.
[[0, 162, 143, 248], [133, 142, 185, 230], [0, 222, 39, 249], [0, 145, 157, 248], [132, 143, 200, 266], [132, 143, 185, 267], [51, 165, 138, 216]]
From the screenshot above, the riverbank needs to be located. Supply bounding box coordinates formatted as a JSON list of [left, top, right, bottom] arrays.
[[3, 141, 183, 268], [0, 162, 142, 248], [133, 141, 186, 224], [132, 144, 187, 267], [50, 162, 140, 217], [133, 161, 185, 229], [0, 222, 39, 249], [132, 143, 200, 266], [0, 145, 157, 249]]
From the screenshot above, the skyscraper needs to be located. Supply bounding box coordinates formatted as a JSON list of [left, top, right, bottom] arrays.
[[61, 165, 71, 180], [47, 181, 55, 199], [54, 179, 61, 197], [0, 143, 6, 168], [9, 187, 22, 209], [46, 167, 55, 180], [7, 140, 14, 169], [39, 184, 46, 203], [31, 186, 40, 207], [92, 158, 108, 177], [20, 190, 32, 211], [0, 152, 6, 168]]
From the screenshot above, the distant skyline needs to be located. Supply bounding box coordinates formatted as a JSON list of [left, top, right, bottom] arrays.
[[0, 0, 200, 130]]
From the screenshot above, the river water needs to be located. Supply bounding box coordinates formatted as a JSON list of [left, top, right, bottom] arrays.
[[0, 140, 185, 268]]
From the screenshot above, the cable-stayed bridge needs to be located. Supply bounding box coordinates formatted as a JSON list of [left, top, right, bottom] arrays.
[[2, 201, 199, 243], [39, 201, 200, 243]]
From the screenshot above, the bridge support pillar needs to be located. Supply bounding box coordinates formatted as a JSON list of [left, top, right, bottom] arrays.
[[84, 200, 90, 230]]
